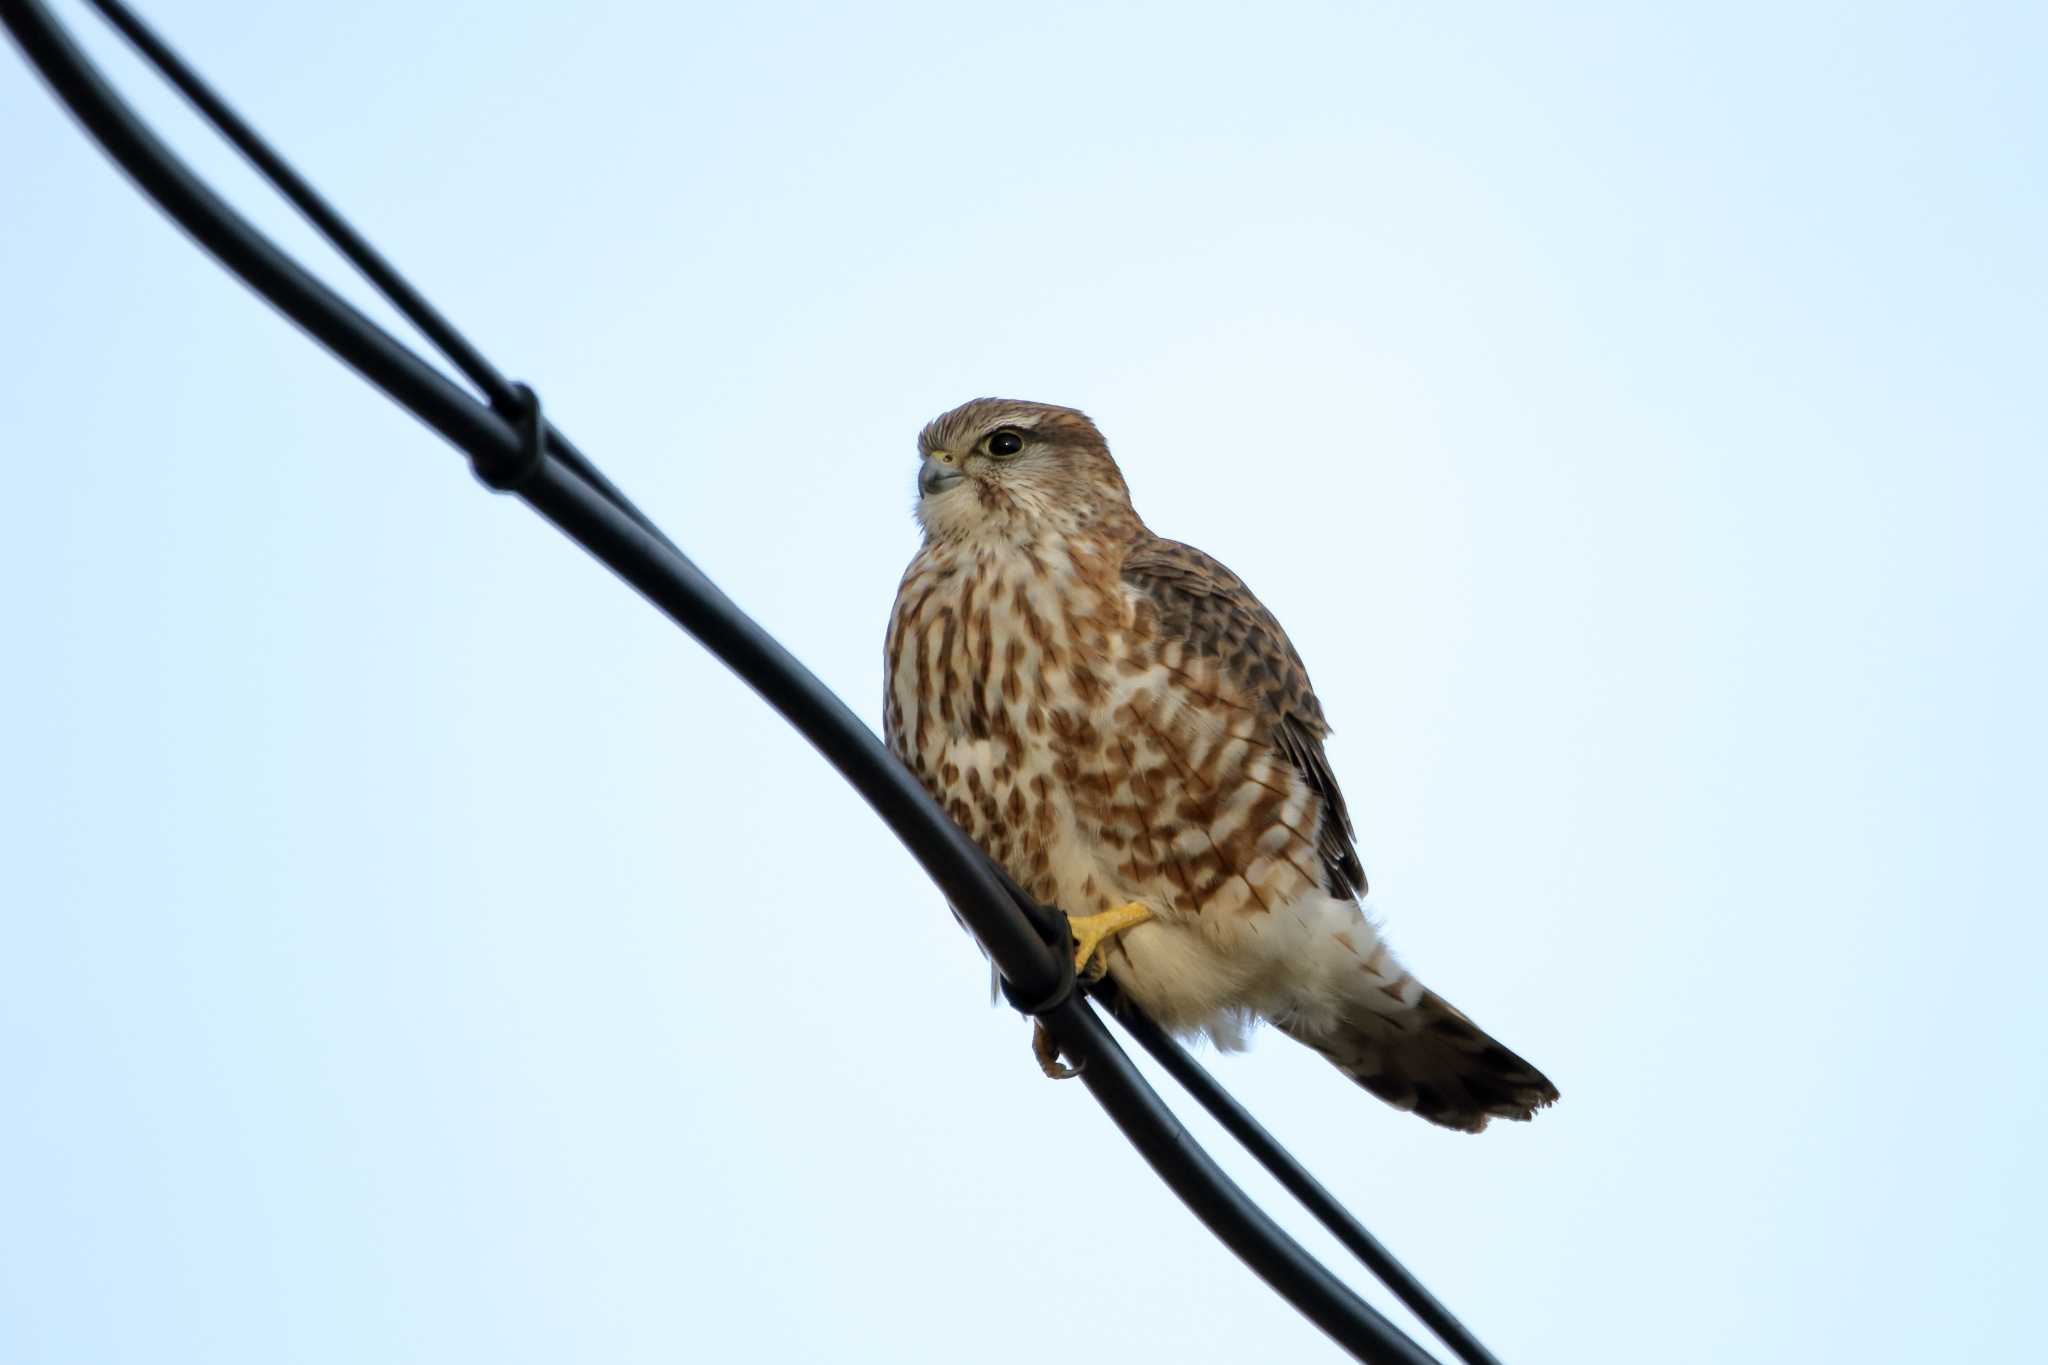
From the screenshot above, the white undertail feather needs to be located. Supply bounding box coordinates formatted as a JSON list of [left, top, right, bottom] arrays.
[[1104, 888, 1556, 1133]]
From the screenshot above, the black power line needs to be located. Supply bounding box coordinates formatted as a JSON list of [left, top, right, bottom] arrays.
[[1, 4, 1511, 1362]]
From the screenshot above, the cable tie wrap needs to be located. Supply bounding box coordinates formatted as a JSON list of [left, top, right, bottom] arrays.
[[474, 381, 545, 491], [995, 881, 1078, 1018]]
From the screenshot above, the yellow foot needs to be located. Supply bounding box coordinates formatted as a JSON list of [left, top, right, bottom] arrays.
[[1067, 901, 1153, 981], [1027, 902, 1153, 1081], [1033, 1021, 1078, 1079]]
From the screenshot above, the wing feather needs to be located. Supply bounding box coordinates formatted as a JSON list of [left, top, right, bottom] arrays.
[[1121, 538, 1367, 899]]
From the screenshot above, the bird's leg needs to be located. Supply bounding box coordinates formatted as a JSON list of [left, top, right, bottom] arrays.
[[1033, 1021, 1078, 1079], [1025, 902, 1153, 1080], [1067, 901, 1153, 981]]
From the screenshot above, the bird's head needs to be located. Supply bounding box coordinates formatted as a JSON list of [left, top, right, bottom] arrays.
[[913, 398, 1136, 541]]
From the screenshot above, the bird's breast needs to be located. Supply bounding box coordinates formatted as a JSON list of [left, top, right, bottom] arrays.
[[885, 537, 1137, 897], [887, 534, 1315, 927]]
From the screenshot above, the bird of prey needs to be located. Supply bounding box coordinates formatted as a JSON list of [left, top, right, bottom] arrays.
[[883, 398, 1557, 1132]]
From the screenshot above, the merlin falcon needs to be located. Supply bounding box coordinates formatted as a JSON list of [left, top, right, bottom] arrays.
[[883, 398, 1557, 1132]]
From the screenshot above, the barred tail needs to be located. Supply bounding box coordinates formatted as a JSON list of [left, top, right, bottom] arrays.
[[1283, 980, 1559, 1134]]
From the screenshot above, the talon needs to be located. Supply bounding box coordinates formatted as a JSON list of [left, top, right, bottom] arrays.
[[1033, 1020, 1079, 1079], [1025, 903, 1151, 1080], [1066, 901, 1153, 978]]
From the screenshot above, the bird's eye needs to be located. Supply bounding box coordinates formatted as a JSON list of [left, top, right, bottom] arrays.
[[988, 430, 1024, 456]]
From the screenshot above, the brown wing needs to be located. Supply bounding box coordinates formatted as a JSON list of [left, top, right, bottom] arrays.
[[1121, 537, 1367, 899]]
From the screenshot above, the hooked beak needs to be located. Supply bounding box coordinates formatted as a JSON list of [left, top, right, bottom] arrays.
[[919, 451, 966, 497]]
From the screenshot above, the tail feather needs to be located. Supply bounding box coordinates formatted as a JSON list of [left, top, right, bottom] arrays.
[[1283, 986, 1559, 1134]]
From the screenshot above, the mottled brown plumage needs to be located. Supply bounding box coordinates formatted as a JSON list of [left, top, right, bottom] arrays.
[[884, 398, 1557, 1132], [1122, 539, 1368, 902]]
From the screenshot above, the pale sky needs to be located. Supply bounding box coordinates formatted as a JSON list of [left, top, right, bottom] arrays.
[[3, 2, 2044, 1362]]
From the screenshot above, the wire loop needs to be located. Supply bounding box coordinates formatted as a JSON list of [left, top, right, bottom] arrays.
[[475, 381, 546, 491], [998, 907, 1078, 1018]]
